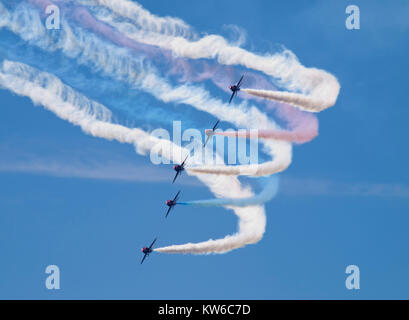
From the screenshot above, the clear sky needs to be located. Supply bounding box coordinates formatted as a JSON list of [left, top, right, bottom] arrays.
[[0, 0, 409, 299]]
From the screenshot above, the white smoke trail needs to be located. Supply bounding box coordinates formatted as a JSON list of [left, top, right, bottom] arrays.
[[71, 0, 337, 169], [0, 1, 292, 178], [79, 0, 340, 111], [156, 178, 279, 254], [0, 59, 268, 254], [189, 139, 291, 177], [0, 2, 290, 253], [0, 1, 340, 254], [77, 0, 193, 38], [242, 89, 333, 113]]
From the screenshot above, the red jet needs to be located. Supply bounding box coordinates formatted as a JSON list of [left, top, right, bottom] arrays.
[[229, 75, 244, 104], [165, 190, 181, 218], [140, 237, 157, 264], [172, 155, 189, 184]]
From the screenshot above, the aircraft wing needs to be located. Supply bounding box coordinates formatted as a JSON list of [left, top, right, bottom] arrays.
[[174, 190, 181, 202], [172, 170, 180, 184], [204, 135, 211, 147], [181, 155, 189, 166], [165, 206, 173, 218], [229, 91, 236, 104], [237, 75, 244, 88], [141, 253, 148, 264], [149, 237, 157, 250], [212, 120, 220, 131]]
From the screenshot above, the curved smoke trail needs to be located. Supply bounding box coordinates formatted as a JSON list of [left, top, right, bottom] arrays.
[[77, 0, 337, 143], [0, 1, 340, 254], [0, 60, 267, 254], [0, 0, 293, 177], [78, 0, 340, 110], [26, 0, 321, 149]]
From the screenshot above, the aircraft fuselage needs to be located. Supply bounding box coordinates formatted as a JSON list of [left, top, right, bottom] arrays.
[[142, 247, 152, 254], [166, 200, 175, 207], [230, 85, 240, 92]]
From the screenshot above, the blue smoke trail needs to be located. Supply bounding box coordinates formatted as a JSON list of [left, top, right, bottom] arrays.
[[0, 1, 274, 162], [0, 3, 197, 128], [0, 0, 339, 254], [178, 176, 279, 207]]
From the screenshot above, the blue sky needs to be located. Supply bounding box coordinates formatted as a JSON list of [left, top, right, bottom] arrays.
[[0, 0, 409, 299]]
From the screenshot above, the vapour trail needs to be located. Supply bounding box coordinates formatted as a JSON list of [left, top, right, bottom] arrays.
[[211, 124, 318, 144], [70, 0, 338, 163], [78, 0, 340, 112], [0, 1, 293, 178], [242, 88, 335, 113], [28, 0, 318, 149], [77, 0, 193, 38], [0, 2, 289, 255], [0, 1, 340, 254], [178, 176, 279, 208], [0, 59, 268, 254], [67, 1, 340, 254], [77, 0, 335, 136]]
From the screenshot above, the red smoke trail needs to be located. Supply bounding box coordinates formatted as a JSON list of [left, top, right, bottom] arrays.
[[29, 0, 319, 144]]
